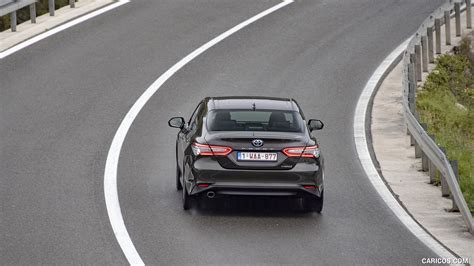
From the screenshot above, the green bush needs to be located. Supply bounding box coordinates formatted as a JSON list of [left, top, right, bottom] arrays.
[[0, 0, 73, 31], [417, 38, 474, 211]]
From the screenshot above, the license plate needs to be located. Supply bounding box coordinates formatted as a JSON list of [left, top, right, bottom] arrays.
[[237, 152, 277, 161]]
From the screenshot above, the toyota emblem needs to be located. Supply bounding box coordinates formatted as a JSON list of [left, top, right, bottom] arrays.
[[252, 139, 264, 147]]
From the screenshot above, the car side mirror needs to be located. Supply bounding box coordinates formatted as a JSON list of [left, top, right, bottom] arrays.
[[168, 117, 185, 129], [308, 119, 324, 131]]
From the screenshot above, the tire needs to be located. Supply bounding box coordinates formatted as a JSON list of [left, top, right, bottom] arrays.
[[182, 180, 191, 210], [182, 168, 192, 210], [303, 191, 323, 213], [176, 160, 182, 191]]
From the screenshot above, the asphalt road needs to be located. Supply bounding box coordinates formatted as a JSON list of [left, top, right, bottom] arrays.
[[1, 0, 445, 264]]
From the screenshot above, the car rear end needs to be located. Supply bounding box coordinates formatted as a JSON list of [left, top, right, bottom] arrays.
[[187, 107, 324, 200]]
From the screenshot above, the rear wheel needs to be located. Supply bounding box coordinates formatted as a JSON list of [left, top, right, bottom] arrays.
[[303, 191, 323, 213], [182, 168, 193, 210], [182, 180, 191, 210]]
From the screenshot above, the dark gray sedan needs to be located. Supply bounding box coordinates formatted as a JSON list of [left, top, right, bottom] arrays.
[[168, 96, 325, 212]]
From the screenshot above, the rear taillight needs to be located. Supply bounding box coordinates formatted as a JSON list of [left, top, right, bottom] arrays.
[[282, 145, 320, 158], [192, 143, 232, 156]]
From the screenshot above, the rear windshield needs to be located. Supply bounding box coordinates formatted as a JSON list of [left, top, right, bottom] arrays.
[[207, 109, 304, 132]]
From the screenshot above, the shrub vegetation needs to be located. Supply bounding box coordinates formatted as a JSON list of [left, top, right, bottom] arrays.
[[417, 37, 474, 211]]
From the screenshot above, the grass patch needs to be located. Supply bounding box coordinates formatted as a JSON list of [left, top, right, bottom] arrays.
[[417, 37, 474, 211], [1, 0, 73, 32]]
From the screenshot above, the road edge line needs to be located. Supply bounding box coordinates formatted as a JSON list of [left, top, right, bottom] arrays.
[[103, 1, 294, 264], [353, 38, 454, 258]]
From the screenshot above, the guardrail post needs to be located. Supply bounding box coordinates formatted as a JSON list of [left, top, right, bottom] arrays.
[[10, 11, 17, 32], [428, 134, 437, 184], [450, 160, 460, 211], [406, 56, 416, 136], [439, 147, 450, 197], [49, 0, 55, 16], [427, 27, 435, 63], [445, 10, 451, 45], [414, 141, 422, 158], [414, 111, 421, 156], [70, 0, 75, 8], [420, 123, 429, 171], [466, 0, 472, 29], [30, 3, 36, 23], [467, 0, 472, 29], [407, 62, 416, 113], [409, 53, 417, 84], [455, 2, 461, 36], [411, 112, 420, 148], [415, 44, 422, 81], [441, 172, 450, 196], [421, 36, 429, 72], [435, 18, 442, 54]]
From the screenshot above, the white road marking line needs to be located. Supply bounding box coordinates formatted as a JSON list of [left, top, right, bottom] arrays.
[[353, 38, 454, 258], [0, 0, 130, 59], [103, 1, 293, 264]]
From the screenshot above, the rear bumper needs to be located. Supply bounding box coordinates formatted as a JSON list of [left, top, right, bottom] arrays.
[[186, 158, 323, 197], [191, 183, 323, 198]]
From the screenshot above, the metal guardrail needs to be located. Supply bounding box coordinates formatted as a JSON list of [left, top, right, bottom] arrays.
[[0, 0, 76, 32], [0, 0, 16, 8], [0, 0, 36, 28], [402, 0, 474, 233]]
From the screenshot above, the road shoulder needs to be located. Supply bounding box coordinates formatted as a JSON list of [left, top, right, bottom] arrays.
[[371, 55, 474, 260]]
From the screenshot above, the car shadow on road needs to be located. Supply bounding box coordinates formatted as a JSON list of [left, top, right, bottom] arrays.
[[193, 196, 320, 218]]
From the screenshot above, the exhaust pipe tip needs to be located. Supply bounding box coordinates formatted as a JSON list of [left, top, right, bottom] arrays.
[[206, 191, 216, 199]]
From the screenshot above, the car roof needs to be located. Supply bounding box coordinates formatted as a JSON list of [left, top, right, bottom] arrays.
[[205, 96, 300, 111]]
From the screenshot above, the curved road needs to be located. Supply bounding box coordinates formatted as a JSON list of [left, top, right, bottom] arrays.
[[1, 0, 444, 264]]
